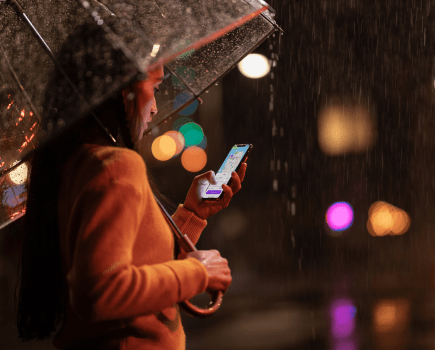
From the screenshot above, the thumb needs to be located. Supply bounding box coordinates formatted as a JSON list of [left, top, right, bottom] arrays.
[[198, 170, 217, 185]]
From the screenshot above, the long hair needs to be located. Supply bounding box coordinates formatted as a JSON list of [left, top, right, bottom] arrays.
[[15, 92, 177, 340]]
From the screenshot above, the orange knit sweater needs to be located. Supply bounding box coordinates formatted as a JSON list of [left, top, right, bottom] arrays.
[[52, 143, 209, 350]]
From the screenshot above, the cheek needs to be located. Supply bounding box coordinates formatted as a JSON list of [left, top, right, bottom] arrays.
[[133, 81, 154, 103]]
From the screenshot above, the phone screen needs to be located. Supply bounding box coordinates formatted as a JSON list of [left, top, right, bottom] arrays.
[[202, 144, 251, 200]]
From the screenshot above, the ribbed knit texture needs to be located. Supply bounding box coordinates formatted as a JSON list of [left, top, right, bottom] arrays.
[[52, 143, 208, 350]]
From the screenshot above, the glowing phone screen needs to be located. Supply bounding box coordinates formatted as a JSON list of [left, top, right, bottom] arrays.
[[202, 145, 250, 199]]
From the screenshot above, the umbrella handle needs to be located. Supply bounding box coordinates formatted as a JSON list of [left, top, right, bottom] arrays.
[[177, 234, 224, 317], [179, 291, 223, 318]]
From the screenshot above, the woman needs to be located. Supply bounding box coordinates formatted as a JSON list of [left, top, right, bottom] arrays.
[[15, 40, 247, 349]]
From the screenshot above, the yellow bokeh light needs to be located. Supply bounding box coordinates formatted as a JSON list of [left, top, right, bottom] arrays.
[[163, 130, 185, 156], [374, 299, 410, 333], [8, 161, 28, 185], [237, 53, 270, 79], [181, 146, 207, 172], [151, 135, 177, 161]]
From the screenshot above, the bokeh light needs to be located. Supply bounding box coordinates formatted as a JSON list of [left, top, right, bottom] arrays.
[[329, 298, 357, 339], [8, 161, 28, 185], [172, 116, 194, 131], [163, 130, 185, 157], [171, 66, 196, 89], [174, 91, 199, 116], [151, 135, 177, 161], [326, 202, 354, 231], [367, 201, 410, 236], [318, 101, 377, 155], [179, 48, 195, 60], [2, 184, 26, 207], [238, 53, 270, 78], [179, 122, 204, 147], [181, 146, 207, 172], [373, 299, 410, 333], [10, 208, 26, 221], [332, 340, 357, 350], [173, 39, 195, 60], [390, 207, 411, 235], [196, 133, 208, 151]]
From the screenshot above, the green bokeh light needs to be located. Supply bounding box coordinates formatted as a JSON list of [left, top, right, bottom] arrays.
[[172, 117, 194, 131], [179, 122, 204, 147], [173, 39, 195, 60]]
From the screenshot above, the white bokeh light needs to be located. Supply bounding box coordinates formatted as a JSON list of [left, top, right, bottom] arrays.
[[8, 161, 28, 185], [237, 53, 270, 79]]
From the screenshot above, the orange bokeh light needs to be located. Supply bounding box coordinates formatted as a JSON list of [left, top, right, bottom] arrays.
[[181, 146, 207, 172], [367, 201, 410, 237], [373, 299, 410, 333], [390, 208, 410, 235]]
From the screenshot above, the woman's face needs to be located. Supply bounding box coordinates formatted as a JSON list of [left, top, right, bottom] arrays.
[[123, 66, 165, 145]]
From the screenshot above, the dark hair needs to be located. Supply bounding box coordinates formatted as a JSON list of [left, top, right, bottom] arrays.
[[15, 92, 177, 340]]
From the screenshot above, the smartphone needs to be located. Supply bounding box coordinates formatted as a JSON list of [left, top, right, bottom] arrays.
[[202, 144, 253, 201]]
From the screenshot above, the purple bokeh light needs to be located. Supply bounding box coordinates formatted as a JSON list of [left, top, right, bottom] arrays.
[[330, 298, 357, 339], [326, 202, 354, 231]]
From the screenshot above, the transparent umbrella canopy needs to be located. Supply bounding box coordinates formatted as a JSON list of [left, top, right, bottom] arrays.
[[0, 0, 281, 228]]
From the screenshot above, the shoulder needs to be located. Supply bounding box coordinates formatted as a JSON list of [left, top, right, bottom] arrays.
[[73, 144, 148, 190]]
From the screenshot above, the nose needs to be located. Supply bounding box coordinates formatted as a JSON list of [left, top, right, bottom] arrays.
[[151, 96, 157, 116]]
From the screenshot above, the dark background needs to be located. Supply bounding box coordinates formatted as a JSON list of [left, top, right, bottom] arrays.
[[2, 0, 435, 349]]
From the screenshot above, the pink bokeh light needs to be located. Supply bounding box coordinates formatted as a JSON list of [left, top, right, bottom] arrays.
[[326, 202, 354, 231]]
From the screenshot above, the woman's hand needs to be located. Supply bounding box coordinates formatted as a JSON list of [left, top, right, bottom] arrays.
[[183, 159, 248, 220], [179, 249, 232, 293]]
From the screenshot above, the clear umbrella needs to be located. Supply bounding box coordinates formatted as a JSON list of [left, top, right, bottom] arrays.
[[0, 0, 282, 315]]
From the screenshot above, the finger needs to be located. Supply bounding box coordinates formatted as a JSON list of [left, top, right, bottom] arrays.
[[221, 184, 233, 208], [238, 163, 247, 182], [230, 171, 242, 194], [197, 170, 217, 185]]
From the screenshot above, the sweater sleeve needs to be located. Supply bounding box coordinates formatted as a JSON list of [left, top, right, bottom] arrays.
[[66, 151, 208, 323], [171, 204, 207, 246]]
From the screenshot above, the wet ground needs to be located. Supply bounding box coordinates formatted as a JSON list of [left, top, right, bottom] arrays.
[[2, 266, 435, 350]]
